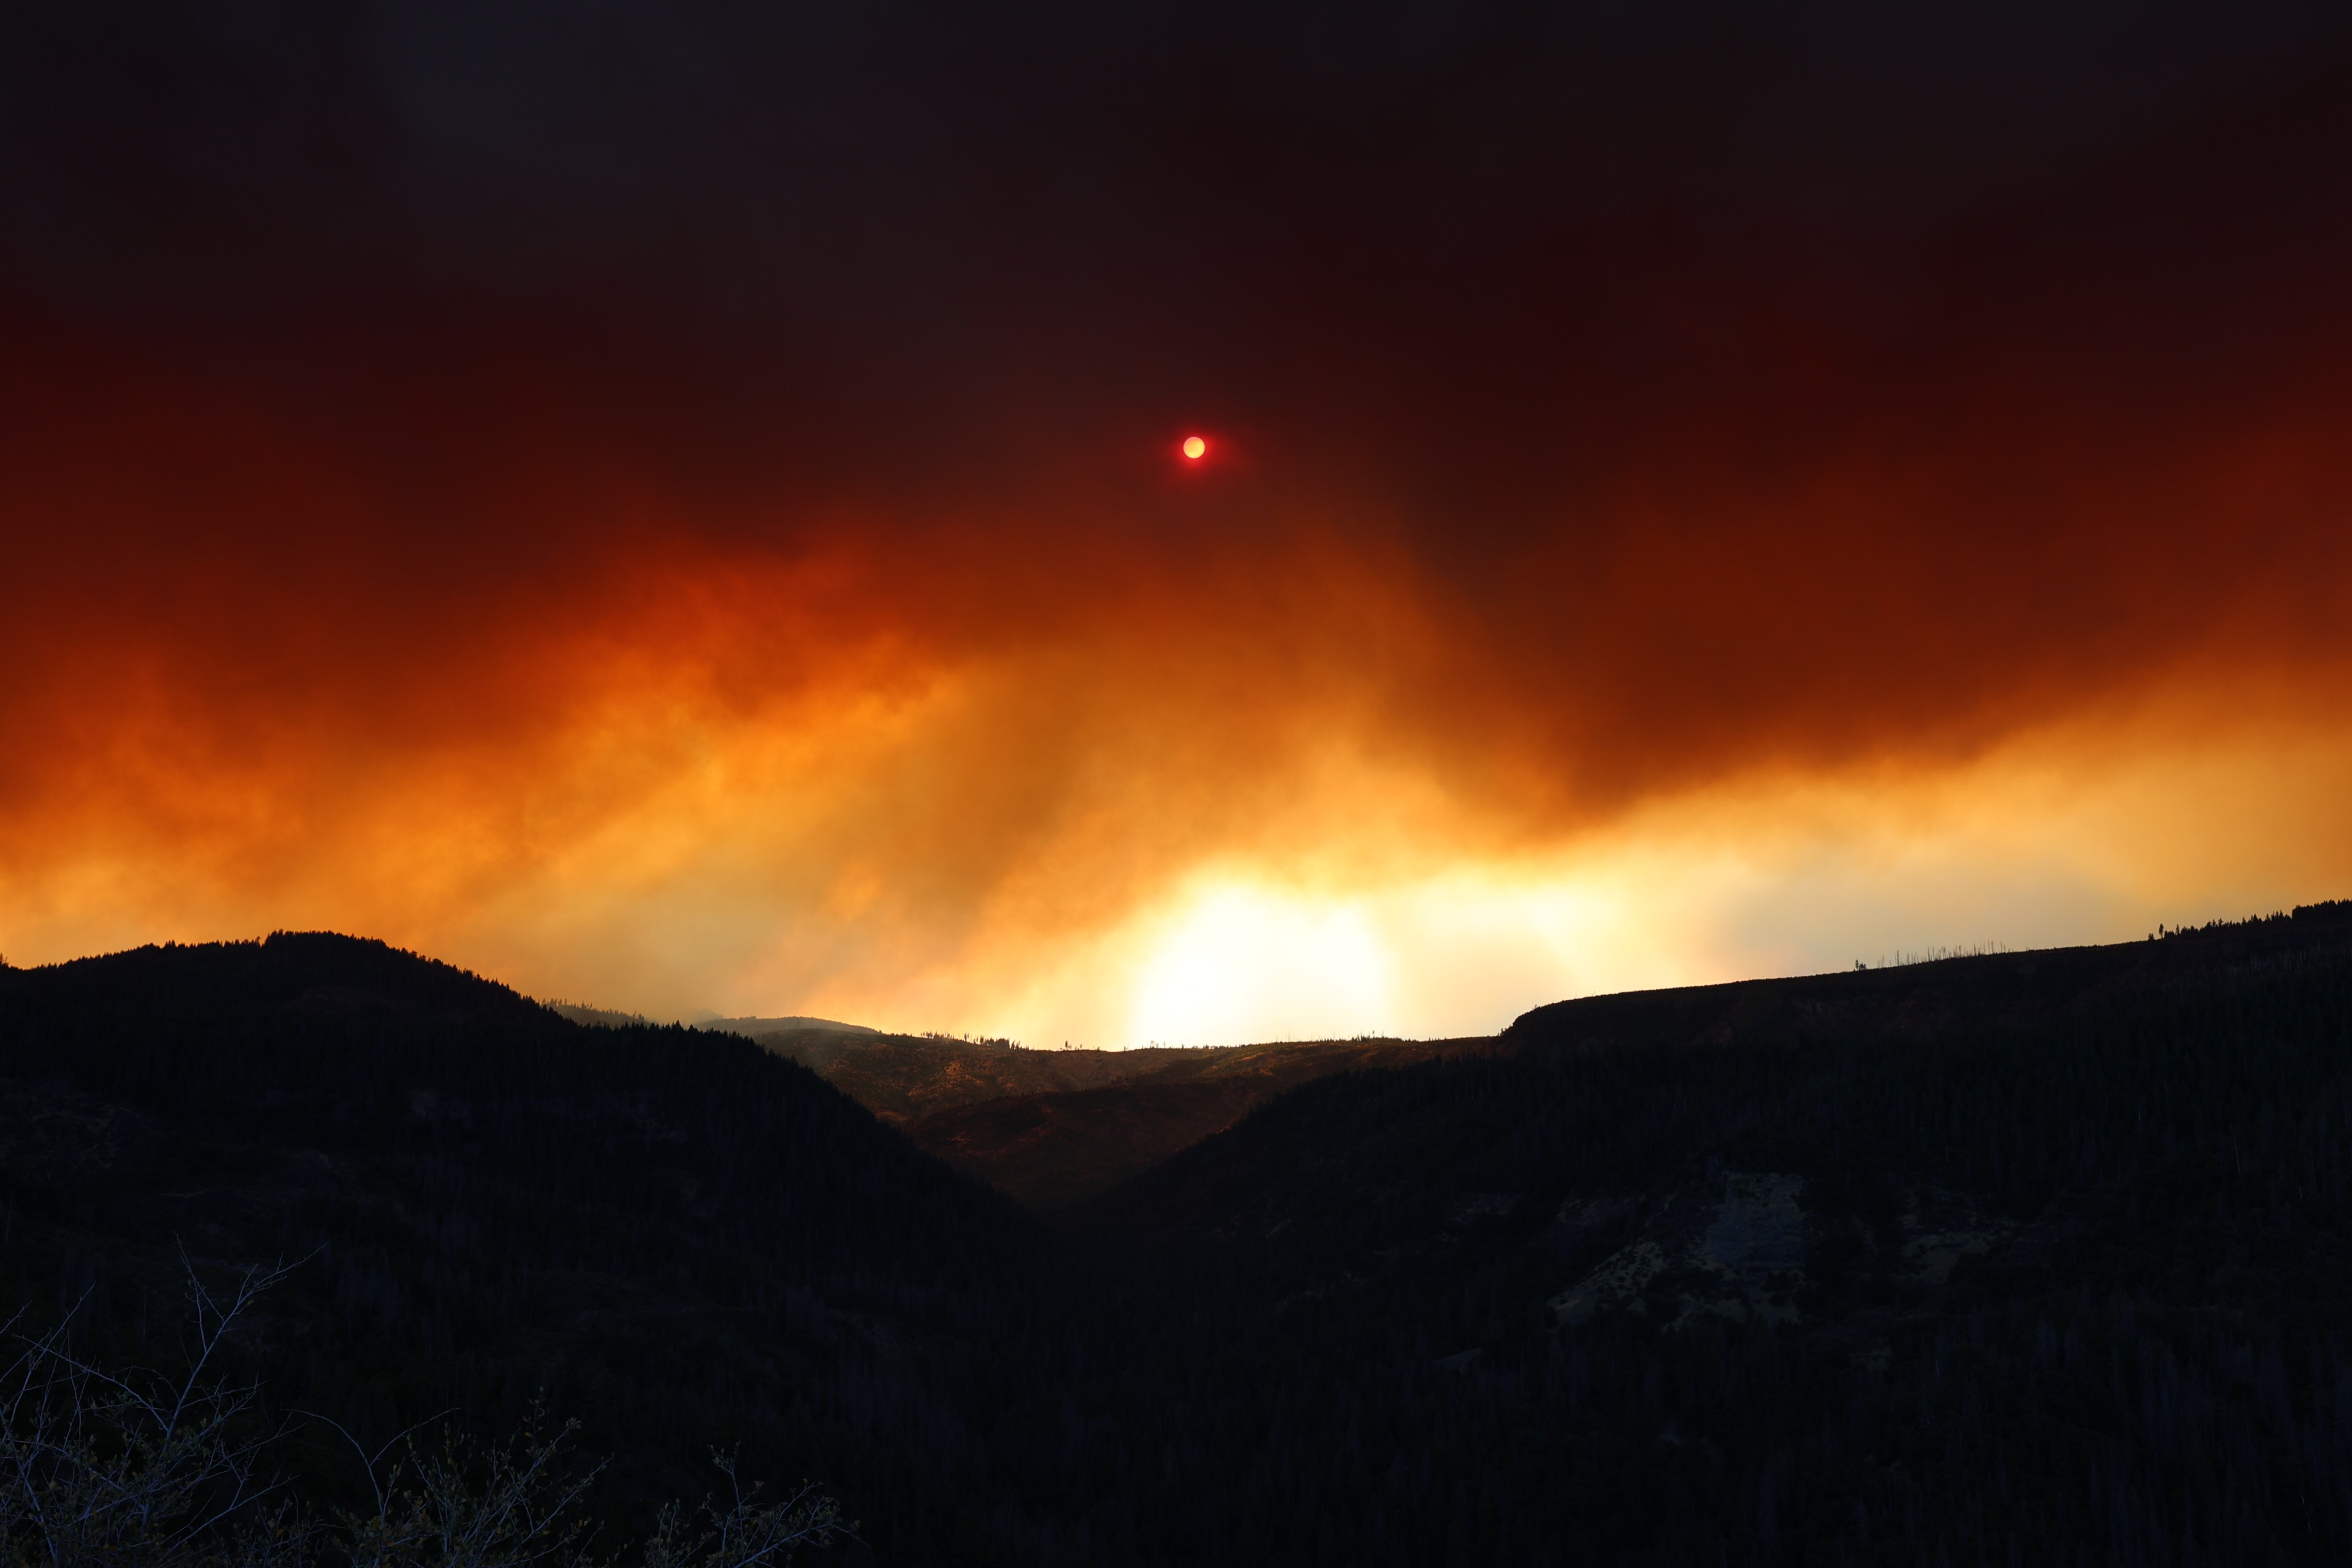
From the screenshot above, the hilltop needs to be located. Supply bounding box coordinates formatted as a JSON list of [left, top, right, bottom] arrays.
[[9, 931, 560, 1027], [1506, 903, 2352, 1051]]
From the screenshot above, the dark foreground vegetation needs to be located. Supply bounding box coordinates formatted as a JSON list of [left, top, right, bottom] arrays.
[[1, 1260, 849, 1568], [6, 909, 2352, 1564]]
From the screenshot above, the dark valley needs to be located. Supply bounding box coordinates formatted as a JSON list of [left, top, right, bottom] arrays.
[[735, 1028, 1476, 1208]]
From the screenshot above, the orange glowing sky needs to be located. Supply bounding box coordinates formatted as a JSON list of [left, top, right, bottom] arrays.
[[4, 6, 2351, 1042]]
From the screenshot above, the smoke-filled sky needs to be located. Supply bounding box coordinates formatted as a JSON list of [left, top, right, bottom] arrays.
[[6, 2, 2352, 1044]]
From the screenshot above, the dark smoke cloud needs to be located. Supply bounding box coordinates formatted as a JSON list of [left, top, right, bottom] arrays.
[[6, 0, 2352, 864]]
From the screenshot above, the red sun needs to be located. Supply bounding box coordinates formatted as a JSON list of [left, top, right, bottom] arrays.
[[1180, 434, 1207, 461]]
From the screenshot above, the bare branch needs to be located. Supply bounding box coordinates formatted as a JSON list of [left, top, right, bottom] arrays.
[[6, 1273, 854, 1568]]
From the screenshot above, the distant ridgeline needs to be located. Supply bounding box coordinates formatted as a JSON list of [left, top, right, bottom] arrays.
[[5, 908, 2352, 1565], [388, 979, 1463, 1205], [545, 1003, 880, 1035], [717, 1017, 1474, 1207]]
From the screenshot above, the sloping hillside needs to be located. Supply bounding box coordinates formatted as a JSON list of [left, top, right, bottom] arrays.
[[0, 933, 1036, 1562], [1074, 901, 2352, 1562], [1504, 911, 2343, 1052]]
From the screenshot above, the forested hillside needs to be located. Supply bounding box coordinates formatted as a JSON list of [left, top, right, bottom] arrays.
[[0, 935, 1038, 1562], [9, 913, 2352, 1564]]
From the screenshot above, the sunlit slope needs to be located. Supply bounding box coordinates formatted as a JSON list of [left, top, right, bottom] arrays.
[[739, 1026, 1480, 1206], [894, 1037, 1491, 1208]]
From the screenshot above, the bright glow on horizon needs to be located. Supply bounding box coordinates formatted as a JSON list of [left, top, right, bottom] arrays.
[[801, 701, 2352, 1046], [1128, 883, 1390, 1044], [719, 701, 2352, 1047], [6, 633, 2349, 1048], [1181, 434, 1207, 461]]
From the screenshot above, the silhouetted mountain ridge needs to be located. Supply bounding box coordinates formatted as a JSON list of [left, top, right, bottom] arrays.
[[1507, 899, 2352, 1054], [1, 931, 557, 1028], [12, 910, 2352, 1563], [705, 1014, 880, 1037]]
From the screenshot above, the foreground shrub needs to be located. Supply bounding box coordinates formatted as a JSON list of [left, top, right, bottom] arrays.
[[1, 1262, 851, 1568]]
